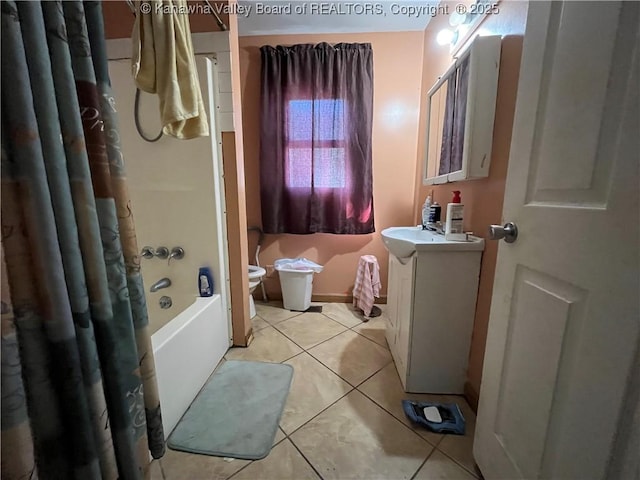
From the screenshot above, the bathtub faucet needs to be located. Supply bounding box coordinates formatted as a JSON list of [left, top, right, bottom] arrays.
[[150, 277, 172, 292]]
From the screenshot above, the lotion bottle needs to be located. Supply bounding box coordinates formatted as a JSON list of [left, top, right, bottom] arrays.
[[445, 191, 465, 240]]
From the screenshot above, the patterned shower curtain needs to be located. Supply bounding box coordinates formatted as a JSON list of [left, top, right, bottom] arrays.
[[1, 1, 164, 478]]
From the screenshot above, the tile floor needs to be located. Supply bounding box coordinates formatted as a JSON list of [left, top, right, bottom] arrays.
[[150, 302, 480, 480]]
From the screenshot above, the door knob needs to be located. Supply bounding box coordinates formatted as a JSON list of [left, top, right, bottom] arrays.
[[488, 222, 518, 243]]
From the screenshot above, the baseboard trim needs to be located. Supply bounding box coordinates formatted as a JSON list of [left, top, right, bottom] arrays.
[[265, 292, 387, 304], [464, 381, 479, 414], [312, 294, 352, 303], [313, 294, 387, 304], [233, 327, 253, 348]]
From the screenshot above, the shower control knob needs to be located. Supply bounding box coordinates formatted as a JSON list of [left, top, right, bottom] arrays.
[[169, 247, 185, 261], [155, 247, 169, 259]]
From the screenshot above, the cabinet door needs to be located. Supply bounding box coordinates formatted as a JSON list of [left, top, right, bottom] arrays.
[[385, 255, 399, 350], [395, 258, 415, 381]]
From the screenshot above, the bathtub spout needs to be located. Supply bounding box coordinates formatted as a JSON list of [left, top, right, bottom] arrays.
[[150, 277, 172, 292]]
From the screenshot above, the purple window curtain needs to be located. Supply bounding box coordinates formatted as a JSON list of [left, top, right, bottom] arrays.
[[451, 55, 470, 172], [260, 42, 375, 234], [439, 54, 470, 175]]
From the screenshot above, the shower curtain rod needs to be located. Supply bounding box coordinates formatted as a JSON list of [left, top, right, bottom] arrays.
[[125, 0, 229, 31]]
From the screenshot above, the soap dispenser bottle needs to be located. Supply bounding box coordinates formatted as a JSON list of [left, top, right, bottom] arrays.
[[445, 190, 465, 240]]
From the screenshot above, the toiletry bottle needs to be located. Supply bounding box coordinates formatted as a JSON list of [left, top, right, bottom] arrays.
[[445, 191, 465, 240], [198, 266, 214, 297], [428, 202, 441, 225], [421, 195, 432, 229]]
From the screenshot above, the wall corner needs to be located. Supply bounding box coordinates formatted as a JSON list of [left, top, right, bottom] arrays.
[[225, 4, 251, 346]]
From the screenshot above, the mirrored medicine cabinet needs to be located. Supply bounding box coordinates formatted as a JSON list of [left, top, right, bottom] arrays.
[[423, 35, 502, 185]]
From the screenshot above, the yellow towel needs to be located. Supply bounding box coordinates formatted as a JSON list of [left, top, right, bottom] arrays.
[[132, 0, 209, 139]]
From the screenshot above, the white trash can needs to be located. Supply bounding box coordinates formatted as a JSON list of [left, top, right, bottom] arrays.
[[274, 258, 323, 311]]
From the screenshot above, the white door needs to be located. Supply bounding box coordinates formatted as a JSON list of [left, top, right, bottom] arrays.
[[474, 2, 639, 479]]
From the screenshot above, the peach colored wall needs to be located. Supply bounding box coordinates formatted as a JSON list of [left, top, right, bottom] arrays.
[[102, 0, 229, 39], [414, 1, 528, 404], [239, 31, 425, 300]]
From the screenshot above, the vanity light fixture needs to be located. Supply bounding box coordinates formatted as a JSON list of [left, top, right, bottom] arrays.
[[449, 11, 468, 27], [437, 10, 472, 47], [438, 0, 499, 50]]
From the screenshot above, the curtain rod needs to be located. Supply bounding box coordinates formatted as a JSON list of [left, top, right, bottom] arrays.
[[125, 0, 228, 31]]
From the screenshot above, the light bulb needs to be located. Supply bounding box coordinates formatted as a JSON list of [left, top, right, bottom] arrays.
[[449, 11, 467, 27], [436, 29, 456, 46]]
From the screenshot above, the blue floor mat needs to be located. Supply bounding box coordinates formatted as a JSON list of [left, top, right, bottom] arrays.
[[168, 360, 293, 460]]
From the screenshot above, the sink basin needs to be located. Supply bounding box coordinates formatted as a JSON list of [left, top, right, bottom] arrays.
[[381, 226, 485, 258]]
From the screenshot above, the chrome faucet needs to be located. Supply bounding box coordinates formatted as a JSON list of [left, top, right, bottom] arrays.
[[150, 277, 171, 292]]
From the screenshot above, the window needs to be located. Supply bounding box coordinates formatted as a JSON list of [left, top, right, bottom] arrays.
[[286, 99, 346, 189], [259, 42, 374, 234]]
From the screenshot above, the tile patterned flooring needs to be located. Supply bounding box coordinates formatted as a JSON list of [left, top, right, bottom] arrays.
[[150, 302, 480, 480]]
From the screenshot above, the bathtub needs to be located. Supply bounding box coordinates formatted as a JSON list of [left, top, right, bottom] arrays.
[[151, 295, 230, 436]]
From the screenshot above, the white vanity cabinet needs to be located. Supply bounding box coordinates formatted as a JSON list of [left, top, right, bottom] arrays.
[[384, 230, 484, 394]]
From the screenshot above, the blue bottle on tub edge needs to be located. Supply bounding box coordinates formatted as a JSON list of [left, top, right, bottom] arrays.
[[198, 267, 214, 297]]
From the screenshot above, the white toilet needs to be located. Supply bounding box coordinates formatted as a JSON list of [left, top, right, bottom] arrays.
[[248, 265, 266, 318]]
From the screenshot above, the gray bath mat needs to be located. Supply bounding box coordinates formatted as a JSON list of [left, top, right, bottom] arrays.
[[167, 360, 293, 460]]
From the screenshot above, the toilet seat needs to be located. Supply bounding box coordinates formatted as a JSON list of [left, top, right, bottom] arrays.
[[248, 265, 266, 280]]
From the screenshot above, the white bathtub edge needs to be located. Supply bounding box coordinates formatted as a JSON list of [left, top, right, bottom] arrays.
[[151, 295, 229, 437]]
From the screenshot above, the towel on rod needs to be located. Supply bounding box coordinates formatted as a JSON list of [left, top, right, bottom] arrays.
[[353, 255, 381, 318], [132, 0, 209, 139]]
